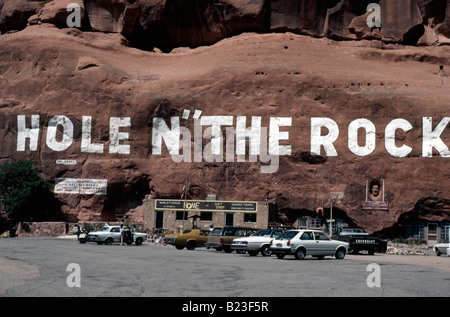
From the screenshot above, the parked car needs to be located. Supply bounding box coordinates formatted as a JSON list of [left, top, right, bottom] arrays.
[[333, 227, 385, 255], [269, 229, 349, 260], [169, 229, 209, 250], [231, 228, 287, 256], [162, 231, 185, 246], [80, 225, 147, 245], [433, 242, 450, 256], [206, 226, 259, 253]]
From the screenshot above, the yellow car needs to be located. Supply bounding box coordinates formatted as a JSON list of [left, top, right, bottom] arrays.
[[172, 229, 210, 250]]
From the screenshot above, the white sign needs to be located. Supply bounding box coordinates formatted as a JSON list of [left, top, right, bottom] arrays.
[[56, 160, 77, 165], [55, 178, 107, 195]]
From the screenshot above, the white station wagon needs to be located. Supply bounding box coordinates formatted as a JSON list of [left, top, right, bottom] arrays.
[[231, 228, 287, 256], [269, 229, 349, 260]]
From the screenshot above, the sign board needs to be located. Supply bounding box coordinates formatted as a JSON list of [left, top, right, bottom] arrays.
[[361, 200, 388, 211], [56, 159, 77, 165], [155, 199, 258, 213], [54, 178, 107, 195]]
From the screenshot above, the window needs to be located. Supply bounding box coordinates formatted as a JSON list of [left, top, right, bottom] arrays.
[[234, 228, 247, 236], [314, 232, 330, 241], [210, 228, 223, 235], [300, 232, 313, 240], [278, 231, 299, 240], [310, 218, 322, 228], [244, 213, 257, 223], [271, 229, 285, 238], [441, 223, 450, 242], [298, 218, 307, 229], [176, 211, 187, 221], [200, 212, 212, 221], [405, 223, 425, 239]]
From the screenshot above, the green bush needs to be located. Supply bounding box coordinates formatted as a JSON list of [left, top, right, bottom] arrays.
[[0, 161, 61, 227]]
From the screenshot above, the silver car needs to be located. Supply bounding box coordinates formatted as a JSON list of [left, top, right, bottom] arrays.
[[269, 229, 349, 260]]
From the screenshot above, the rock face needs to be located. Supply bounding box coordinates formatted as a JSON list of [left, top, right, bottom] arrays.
[[1, 0, 450, 49], [0, 1, 449, 236]]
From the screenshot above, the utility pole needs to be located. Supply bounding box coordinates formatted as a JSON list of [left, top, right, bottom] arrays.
[[329, 198, 333, 235]]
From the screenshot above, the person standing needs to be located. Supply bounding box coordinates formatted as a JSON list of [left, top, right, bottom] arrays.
[[120, 224, 125, 246], [439, 65, 444, 86]]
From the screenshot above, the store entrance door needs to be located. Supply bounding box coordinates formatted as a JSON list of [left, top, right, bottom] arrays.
[[427, 223, 438, 245]]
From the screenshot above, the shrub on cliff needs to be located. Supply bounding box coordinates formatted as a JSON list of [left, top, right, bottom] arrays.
[[0, 161, 61, 227]]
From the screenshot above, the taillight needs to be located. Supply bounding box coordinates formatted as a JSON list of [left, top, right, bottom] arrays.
[[270, 239, 273, 245], [220, 238, 223, 244], [287, 240, 291, 246]]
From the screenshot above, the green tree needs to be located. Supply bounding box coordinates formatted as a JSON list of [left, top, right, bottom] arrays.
[[0, 161, 61, 227]]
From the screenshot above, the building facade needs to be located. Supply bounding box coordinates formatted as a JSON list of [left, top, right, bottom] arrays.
[[144, 198, 268, 233]]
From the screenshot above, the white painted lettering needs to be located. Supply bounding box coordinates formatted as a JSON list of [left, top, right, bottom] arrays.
[[152, 117, 180, 155], [269, 117, 291, 156], [81, 116, 104, 154], [310, 117, 339, 156], [422, 117, 450, 157], [348, 118, 376, 156], [109, 117, 131, 154], [17, 115, 40, 151], [385, 119, 413, 158], [46, 115, 73, 152]]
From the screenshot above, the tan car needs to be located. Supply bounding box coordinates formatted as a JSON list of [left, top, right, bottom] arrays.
[[206, 227, 259, 253], [169, 229, 209, 250]]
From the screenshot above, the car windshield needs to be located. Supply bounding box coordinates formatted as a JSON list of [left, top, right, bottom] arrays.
[[251, 229, 267, 237], [100, 227, 111, 232], [277, 230, 299, 240], [270, 229, 285, 238], [210, 228, 223, 235]]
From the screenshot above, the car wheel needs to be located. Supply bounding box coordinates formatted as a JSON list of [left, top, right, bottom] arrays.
[[223, 247, 232, 253], [214, 247, 222, 251], [435, 249, 441, 256], [276, 253, 285, 259], [294, 248, 306, 260], [335, 247, 346, 259], [135, 237, 143, 246], [104, 237, 113, 245], [175, 245, 184, 250], [260, 245, 272, 256], [186, 241, 196, 250]]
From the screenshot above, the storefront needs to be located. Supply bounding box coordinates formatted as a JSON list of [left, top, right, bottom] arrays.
[[405, 222, 450, 244], [143, 198, 268, 232]]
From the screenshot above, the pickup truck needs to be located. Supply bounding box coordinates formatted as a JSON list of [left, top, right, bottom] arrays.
[[333, 227, 386, 255], [79, 225, 147, 245], [206, 226, 259, 253]]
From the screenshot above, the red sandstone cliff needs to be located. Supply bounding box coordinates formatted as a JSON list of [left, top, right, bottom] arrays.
[[0, 1, 449, 235]]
